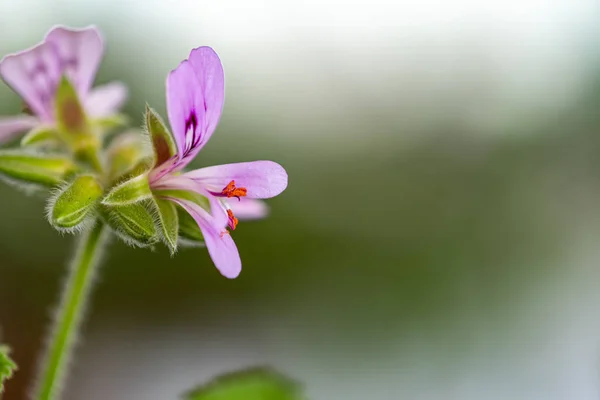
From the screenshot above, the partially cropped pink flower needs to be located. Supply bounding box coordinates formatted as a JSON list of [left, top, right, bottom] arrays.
[[0, 25, 127, 143], [150, 47, 287, 278]]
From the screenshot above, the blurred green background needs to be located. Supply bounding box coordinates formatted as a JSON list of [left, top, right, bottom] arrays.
[[3, 1, 600, 399]]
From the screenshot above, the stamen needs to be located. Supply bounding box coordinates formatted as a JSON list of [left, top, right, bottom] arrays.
[[227, 209, 239, 230], [220, 180, 247, 200]]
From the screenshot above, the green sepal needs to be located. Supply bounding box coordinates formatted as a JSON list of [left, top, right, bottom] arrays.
[[48, 175, 103, 232], [101, 201, 159, 247], [102, 173, 152, 206], [154, 189, 210, 246], [105, 132, 152, 183], [0, 345, 17, 395], [177, 205, 205, 245], [92, 113, 129, 133], [21, 125, 60, 147], [0, 150, 77, 187], [154, 198, 179, 255], [153, 189, 211, 211], [183, 367, 303, 400], [145, 104, 176, 166], [54, 76, 89, 137]]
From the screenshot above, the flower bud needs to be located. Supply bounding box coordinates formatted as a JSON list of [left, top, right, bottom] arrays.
[[49, 174, 103, 231], [102, 174, 152, 206], [102, 202, 159, 247], [0, 150, 77, 188]]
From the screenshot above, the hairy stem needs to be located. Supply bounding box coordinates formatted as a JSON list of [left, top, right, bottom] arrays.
[[32, 222, 108, 400]]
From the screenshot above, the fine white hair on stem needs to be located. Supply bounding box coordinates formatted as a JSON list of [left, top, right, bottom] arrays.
[[29, 222, 109, 400]]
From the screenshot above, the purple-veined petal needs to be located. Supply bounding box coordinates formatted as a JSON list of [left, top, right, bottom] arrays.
[[229, 199, 269, 220], [184, 160, 288, 199], [44, 25, 104, 97], [168, 197, 241, 278], [85, 81, 128, 117], [187, 46, 224, 148], [166, 60, 206, 169], [0, 115, 40, 144], [0, 41, 61, 121]]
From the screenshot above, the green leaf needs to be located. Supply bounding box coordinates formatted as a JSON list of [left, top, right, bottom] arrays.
[[155, 198, 179, 254], [0, 345, 17, 396], [49, 175, 103, 231], [21, 125, 60, 147], [145, 104, 176, 166], [183, 367, 303, 400], [0, 151, 77, 187], [105, 132, 152, 183], [102, 202, 159, 247], [177, 205, 205, 244], [54, 76, 89, 137], [102, 174, 152, 206]]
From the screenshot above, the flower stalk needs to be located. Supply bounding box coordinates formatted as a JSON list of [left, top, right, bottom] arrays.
[[32, 222, 108, 400]]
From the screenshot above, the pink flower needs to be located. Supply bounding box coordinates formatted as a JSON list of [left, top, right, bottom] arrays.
[[0, 25, 127, 143], [150, 47, 287, 278]]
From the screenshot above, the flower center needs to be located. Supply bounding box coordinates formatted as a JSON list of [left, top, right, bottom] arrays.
[[219, 180, 247, 200]]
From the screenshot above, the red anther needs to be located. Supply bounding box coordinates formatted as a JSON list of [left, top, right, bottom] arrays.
[[220, 180, 247, 200]]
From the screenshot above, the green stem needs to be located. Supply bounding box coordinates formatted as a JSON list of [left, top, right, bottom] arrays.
[[32, 222, 108, 400]]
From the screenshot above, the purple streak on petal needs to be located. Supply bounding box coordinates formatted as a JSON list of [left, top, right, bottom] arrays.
[[0, 115, 40, 144], [44, 25, 104, 97], [184, 160, 288, 199], [166, 60, 206, 169], [84, 81, 128, 117], [229, 199, 269, 221], [187, 46, 224, 148], [168, 197, 241, 278], [0, 42, 61, 121], [148, 156, 179, 185]]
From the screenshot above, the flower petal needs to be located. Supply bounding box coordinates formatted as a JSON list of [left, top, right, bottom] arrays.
[[151, 174, 228, 229], [184, 160, 288, 199], [0, 115, 40, 144], [229, 199, 269, 220], [166, 60, 206, 168], [0, 41, 61, 121], [169, 197, 241, 278], [187, 46, 224, 147], [85, 81, 128, 117], [44, 25, 104, 97]]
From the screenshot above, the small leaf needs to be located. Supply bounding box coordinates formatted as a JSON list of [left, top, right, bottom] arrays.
[[102, 202, 159, 247], [183, 367, 303, 400], [49, 175, 103, 231], [145, 105, 176, 166], [54, 76, 88, 137], [105, 131, 152, 183], [0, 345, 17, 395], [0, 151, 76, 187], [102, 174, 152, 206], [21, 125, 60, 147], [155, 198, 179, 254], [177, 205, 205, 244]]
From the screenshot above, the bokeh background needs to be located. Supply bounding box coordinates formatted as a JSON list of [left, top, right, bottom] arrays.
[[2, 0, 600, 399]]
